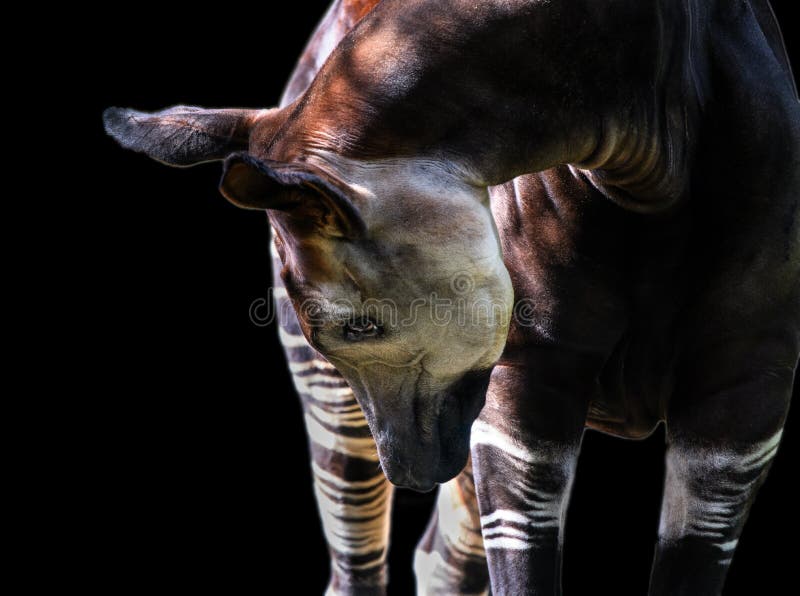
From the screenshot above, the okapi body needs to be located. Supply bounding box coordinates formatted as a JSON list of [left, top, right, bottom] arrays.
[[105, 1, 799, 594]]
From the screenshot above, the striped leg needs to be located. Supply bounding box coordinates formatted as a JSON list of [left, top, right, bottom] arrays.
[[272, 240, 393, 595], [470, 362, 590, 596], [649, 431, 783, 595], [414, 457, 490, 596], [300, 362, 394, 596], [649, 351, 794, 596]]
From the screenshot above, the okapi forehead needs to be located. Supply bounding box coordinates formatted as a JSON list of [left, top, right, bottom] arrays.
[[269, 167, 501, 312], [306, 153, 492, 235]]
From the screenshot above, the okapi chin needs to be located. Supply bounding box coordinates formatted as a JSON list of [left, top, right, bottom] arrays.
[[106, 0, 799, 594]]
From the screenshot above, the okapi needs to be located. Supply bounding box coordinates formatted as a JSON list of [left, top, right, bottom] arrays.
[[104, 1, 799, 594]]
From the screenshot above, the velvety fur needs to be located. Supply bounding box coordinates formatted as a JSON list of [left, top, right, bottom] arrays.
[[105, 1, 799, 593]]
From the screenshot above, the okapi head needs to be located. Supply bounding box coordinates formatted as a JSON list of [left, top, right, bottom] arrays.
[[104, 104, 513, 490]]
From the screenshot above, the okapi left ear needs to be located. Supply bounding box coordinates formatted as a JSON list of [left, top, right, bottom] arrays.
[[220, 152, 366, 238], [103, 105, 271, 167]]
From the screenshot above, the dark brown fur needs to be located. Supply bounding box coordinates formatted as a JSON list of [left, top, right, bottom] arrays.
[[104, 1, 799, 593]]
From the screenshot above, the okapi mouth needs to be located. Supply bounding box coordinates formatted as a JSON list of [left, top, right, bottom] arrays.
[[376, 368, 492, 492]]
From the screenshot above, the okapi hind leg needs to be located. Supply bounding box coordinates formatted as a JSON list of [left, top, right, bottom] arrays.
[[272, 244, 393, 596], [649, 355, 794, 596], [414, 457, 490, 596], [286, 341, 394, 596]]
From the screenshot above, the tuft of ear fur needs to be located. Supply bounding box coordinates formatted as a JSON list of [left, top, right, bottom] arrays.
[[220, 152, 366, 238], [103, 105, 267, 167]]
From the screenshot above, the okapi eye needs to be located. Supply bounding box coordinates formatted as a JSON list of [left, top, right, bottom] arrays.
[[343, 318, 382, 341]]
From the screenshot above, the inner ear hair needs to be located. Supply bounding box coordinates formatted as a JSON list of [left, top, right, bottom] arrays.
[[219, 152, 366, 238]]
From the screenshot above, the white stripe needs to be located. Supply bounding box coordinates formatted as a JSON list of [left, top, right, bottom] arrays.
[[482, 536, 532, 551], [316, 481, 390, 517], [297, 373, 348, 387], [470, 420, 541, 463], [309, 404, 370, 428], [692, 530, 725, 539], [304, 414, 379, 460], [482, 506, 560, 531], [316, 477, 389, 505], [272, 286, 288, 299], [436, 475, 486, 558], [718, 539, 738, 552], [288, 360, 318, 373], [311, 462, 385, 491], [482, 526, 530, 539], [738, 430, 783, 470], [292, 371, 353, 402], [481, 509, 530, 527], [288, 359, 336, 373], [278, 327, 311, 348], [314, 484, 392, 556], [692, 520, 728, 530], [704, 503, 734, 516], [300, 386, 355, 403]]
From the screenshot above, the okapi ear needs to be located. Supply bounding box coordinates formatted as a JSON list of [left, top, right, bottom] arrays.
[[220, 152, 366, 238], [103, 105, 270, 167]]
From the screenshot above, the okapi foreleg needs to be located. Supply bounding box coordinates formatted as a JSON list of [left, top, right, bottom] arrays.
[[470, 362, 591, 596], [649, 432, 782, 595], [649, 346, 794, 596]]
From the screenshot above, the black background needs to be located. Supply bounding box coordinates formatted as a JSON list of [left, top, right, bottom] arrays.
[[85, 2, 798, 594]]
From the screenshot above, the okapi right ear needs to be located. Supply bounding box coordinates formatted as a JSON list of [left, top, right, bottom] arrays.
[[103, 105, 271, 167], [220, 153, 366, 238]]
